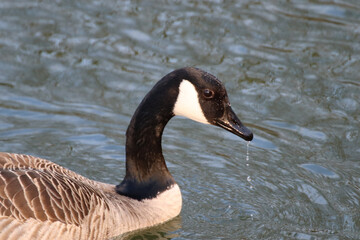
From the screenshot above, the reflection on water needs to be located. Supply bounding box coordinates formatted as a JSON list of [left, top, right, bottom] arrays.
[[1, 0, 360, 239], [118, 216, 182, 240]]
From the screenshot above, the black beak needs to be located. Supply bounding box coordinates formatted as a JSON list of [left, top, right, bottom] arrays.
[[214, 106, 253, 141]]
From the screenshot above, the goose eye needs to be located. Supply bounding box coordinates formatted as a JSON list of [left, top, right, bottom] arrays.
[[203, 89, 214, 99]]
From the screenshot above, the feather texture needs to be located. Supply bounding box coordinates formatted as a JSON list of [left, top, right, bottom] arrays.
[[0, 153, 182, 240]]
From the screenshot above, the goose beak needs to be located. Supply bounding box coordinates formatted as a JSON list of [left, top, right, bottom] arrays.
[[214, 106, 253, 141]]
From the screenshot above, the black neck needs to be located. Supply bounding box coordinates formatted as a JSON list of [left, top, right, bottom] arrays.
[[116, 76, 181, 200]]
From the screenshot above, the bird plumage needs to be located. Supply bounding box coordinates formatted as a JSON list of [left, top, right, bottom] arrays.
[[0, 153, 181, 240]]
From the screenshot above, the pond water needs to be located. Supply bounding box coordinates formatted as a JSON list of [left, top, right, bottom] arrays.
[[1, 0, 360, 239]]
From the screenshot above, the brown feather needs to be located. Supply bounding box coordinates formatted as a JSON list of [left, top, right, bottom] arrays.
[[0, 152, 182, 240]]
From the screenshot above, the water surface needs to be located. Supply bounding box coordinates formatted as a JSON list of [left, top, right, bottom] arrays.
[[0, 0, 359, 239]]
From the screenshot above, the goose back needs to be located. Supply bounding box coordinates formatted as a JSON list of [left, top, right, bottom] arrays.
[[0, 153, 182, 240]]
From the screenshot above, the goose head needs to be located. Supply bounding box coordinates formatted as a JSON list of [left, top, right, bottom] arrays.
[[173, 67, 253, 141]]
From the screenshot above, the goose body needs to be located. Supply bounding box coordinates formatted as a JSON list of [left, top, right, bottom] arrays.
[[0, 67, 253, 240]]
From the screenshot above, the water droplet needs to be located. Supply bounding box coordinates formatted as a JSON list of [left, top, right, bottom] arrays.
[[245, 141, 254, 189], [246, 141, 250, 162], [247, 176, 252, 182]]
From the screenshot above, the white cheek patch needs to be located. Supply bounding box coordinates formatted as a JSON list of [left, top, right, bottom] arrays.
[[173, 80, 209, 124]]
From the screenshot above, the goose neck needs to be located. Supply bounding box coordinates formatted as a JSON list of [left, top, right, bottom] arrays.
[[116, 79, 180, 200]]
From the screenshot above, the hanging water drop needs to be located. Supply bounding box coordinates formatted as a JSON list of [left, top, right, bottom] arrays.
[[246, 141, 250, 161], [246, 141, 250, 166], [246, 141, 254, 189]]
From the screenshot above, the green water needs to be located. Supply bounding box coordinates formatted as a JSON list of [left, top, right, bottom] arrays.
[[0, 0, 359, 239]]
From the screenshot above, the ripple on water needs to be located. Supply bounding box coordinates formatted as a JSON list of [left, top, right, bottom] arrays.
[[300, 163, 339, 179], [264, 120, 327, 142], [298, 183, 328, 205], [247, 133, 278, 151]]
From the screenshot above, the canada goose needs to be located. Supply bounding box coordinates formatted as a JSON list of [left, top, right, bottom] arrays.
[[0, 67, 253, 240]]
